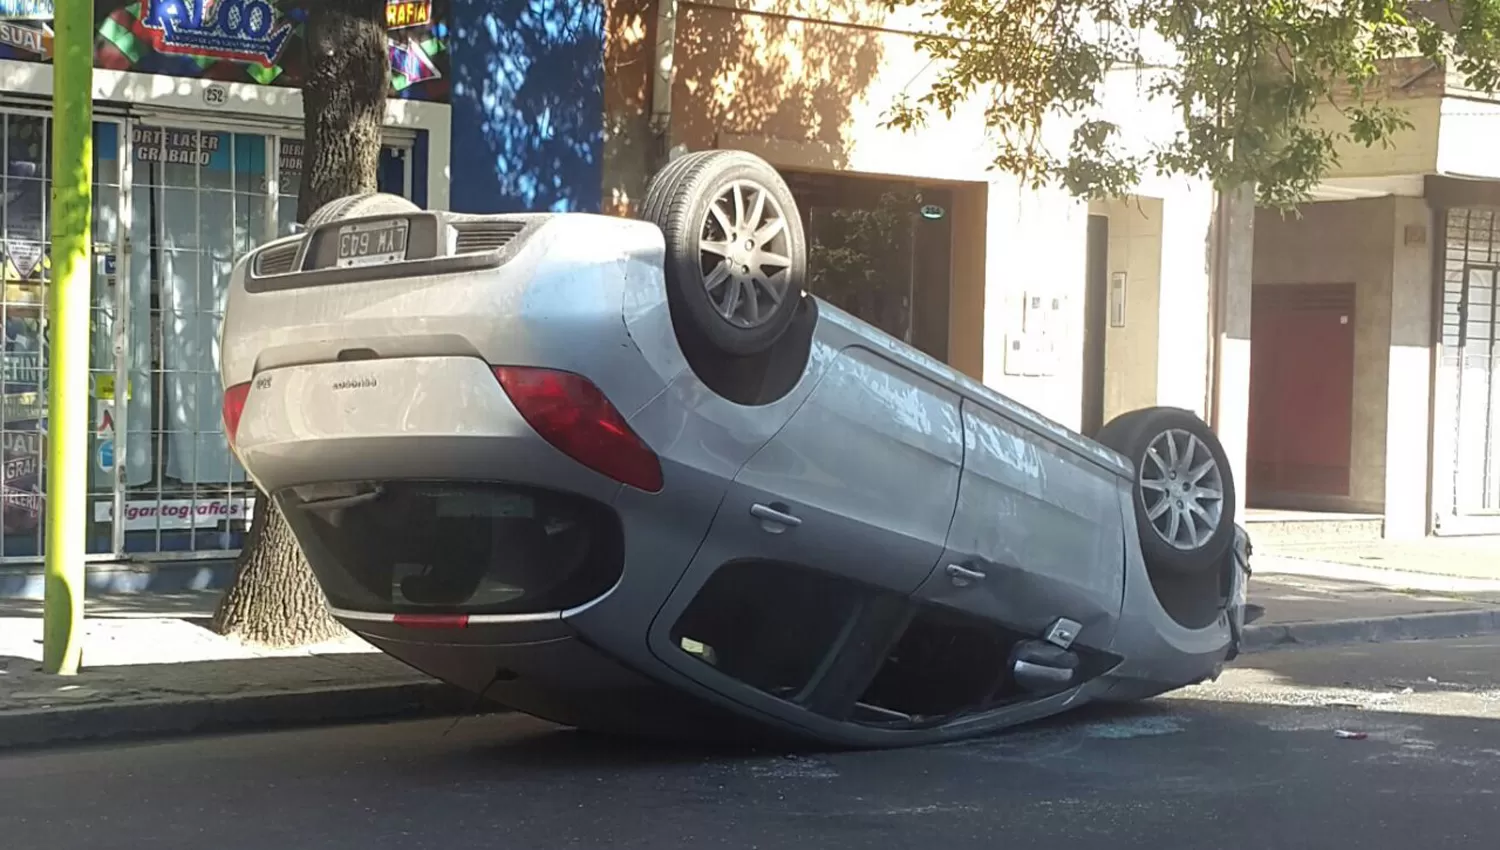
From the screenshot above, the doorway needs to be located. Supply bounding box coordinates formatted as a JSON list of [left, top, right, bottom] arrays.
[[1434, 207, 1500, 533], [1247, 283, 1357, 504], [780, 170, 954, 363]]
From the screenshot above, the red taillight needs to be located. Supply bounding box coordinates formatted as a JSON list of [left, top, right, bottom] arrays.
[[223, 382, 251, 446], [493, 366, 663, 493], [393, 613, 470, 629]]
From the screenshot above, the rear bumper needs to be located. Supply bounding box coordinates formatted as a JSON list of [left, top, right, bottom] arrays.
[[234, 356, 624, 501]]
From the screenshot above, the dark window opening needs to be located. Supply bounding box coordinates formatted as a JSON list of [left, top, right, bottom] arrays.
[[670, 560, 877, 701], [670, 561, 1125, 730], [854, 606, 1019, 725], [782, 171, 954, 363], [278, 480, 623, 615], [852, 605, 1122, 729]]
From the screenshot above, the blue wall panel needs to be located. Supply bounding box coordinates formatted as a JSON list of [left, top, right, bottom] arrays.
[[448, 0, 605, 214]]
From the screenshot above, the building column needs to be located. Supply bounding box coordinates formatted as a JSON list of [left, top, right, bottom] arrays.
[[1210, 185, 1255, 520], [1154, 185, 1215, 418], [1383, 197, 1435, 538]]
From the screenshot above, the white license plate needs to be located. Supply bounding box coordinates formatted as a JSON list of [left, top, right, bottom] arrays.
[[336, 219, 409, 268]]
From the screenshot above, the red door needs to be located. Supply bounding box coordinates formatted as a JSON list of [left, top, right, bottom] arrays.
[[1248, 283, 1356, 500]]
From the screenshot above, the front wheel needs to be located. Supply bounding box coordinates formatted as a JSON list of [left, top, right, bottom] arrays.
[[1095, 407, 1236, 577]]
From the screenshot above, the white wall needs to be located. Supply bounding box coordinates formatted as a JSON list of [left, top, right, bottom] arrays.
[[977, 63, 1215, 430]]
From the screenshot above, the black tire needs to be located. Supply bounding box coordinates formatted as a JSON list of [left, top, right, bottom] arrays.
[[305, 192, 419, 229], [1094, 407, 1237, 577], [642, 150, 808, 357]]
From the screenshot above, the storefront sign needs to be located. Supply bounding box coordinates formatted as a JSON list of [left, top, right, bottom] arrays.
[[94, 497, 255, 531], [140, 0, 295, 67], [278, 137, 303, 179], [2, 432, 39, 485], [4, 176, 47, 280], [1, 420, 43, 534], [133, 125, 222, 166], [385, 0, 430, 29], [2, 486, 42, 525], [0, 0, 52, 19], [5, 238, 43, 279], [0, 20, 51, 57]]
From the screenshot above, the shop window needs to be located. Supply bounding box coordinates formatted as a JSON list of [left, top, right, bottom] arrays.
[[2, 115, 124, 558], [2, 110, 421, 560]]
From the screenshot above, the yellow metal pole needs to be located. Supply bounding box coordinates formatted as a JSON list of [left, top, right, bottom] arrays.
[[43, 0, 94, 675]]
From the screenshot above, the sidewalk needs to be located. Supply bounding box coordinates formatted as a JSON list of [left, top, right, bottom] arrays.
[[1244, 548, 1500, 652], [1259, 535, 1500, 581], [0, 591, 479, 750]]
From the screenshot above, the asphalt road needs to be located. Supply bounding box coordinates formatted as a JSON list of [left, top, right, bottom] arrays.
[[4, 638, 1500, 850]]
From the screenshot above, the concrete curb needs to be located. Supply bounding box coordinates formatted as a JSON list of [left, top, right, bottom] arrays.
[[1241, 608, 1500, 654], [0, 679, 499, 752]]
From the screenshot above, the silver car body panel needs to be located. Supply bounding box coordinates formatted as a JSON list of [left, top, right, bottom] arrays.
[[221, 210, 1242, 747]]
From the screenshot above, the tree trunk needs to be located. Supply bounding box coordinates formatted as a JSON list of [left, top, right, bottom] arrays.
[[296, 0, 392, 222], [211, 1, 390, 648], [209, 498, 346, 648]]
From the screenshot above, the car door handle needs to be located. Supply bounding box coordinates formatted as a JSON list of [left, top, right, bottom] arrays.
[[946, 563, 987, 585], [750, 503, 802, 529]]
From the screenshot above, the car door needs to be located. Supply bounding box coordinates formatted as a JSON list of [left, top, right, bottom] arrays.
[[648, 345, 964, 714], [692, 344, 963, 594], [912, 398, 1127, 651]]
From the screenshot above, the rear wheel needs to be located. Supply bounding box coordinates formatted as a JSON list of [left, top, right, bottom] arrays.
[[642, 150, 808, 357], [1095, 407, 1236, 576]]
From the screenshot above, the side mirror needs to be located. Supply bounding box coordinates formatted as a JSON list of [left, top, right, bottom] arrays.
[[288, 221, 308, 235]]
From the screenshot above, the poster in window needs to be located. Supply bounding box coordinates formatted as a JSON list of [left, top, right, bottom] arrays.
[[1, 123, 48, 539]]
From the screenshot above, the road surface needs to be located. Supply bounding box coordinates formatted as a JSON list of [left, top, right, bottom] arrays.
[[4, 637, 1500, 849]]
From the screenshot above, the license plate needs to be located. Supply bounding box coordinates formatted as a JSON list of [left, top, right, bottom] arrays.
[[336, 219, 409, 268]]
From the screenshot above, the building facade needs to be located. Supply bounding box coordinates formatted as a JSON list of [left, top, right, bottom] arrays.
[[1250, 59, 1500, 538], [1, 0, 1257, 568]]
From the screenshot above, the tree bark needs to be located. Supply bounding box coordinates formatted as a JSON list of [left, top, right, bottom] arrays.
[[296, 0, 391, 222], [211, 1, 390, 648], [209, 497, 346, 648]]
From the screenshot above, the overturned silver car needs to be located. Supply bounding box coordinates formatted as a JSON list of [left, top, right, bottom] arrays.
[[219, 150, 1250, 747]]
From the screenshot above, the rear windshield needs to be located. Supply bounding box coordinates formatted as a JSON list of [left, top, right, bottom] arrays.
[[278, 481, 623, 616]]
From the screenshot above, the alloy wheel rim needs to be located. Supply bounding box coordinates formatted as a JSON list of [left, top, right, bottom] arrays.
[[698, 180, 793, 329], [1140, 428, 1225, 551]]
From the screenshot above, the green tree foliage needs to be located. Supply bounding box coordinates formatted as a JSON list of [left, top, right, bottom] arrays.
[[883, 0, 1500, 207]]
